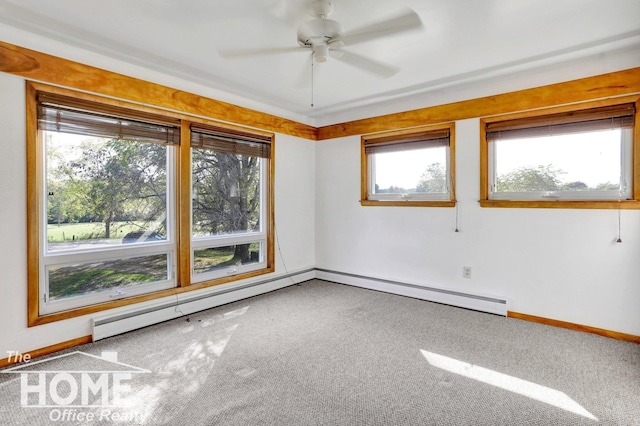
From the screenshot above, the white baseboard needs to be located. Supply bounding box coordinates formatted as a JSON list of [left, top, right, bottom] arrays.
[[315, 268, 507, 316], [93, 267, 506, 341], [92, 268, 315, 341]]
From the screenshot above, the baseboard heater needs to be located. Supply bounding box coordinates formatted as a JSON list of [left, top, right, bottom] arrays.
[[94, 267, 506, 341], [315, 268, 508, 316], [92, 268, 315, 341]]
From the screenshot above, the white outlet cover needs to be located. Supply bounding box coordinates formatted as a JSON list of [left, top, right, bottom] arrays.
[[463, 267, 472, 278]]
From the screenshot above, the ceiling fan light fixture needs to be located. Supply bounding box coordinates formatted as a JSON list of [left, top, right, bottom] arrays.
[[313, 44, 329, 62]]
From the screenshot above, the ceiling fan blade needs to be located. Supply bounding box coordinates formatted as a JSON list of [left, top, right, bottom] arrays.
[[339, 8, 423, 46], [335, 50, 398, 78], [218, 46, 307, 58]]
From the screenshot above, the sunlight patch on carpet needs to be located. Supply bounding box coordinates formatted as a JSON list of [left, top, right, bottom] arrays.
[[124, 307, 248, 423], [420, 350, 597, 421]]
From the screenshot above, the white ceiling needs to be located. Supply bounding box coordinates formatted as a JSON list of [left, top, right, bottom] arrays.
[[1, 0, 639, 126]]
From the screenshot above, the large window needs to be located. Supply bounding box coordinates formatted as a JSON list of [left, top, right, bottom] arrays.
[[480, 101, 638, 208], [27, 83, 274, 325], [361, 123, 456, 207]]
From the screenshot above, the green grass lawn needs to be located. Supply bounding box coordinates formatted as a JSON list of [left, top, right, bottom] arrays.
[[48, 254, 167, 299], [193, 243, 260, 274], [47, 221, 150, 242]]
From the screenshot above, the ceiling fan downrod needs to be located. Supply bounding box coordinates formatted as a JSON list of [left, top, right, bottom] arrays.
[[310, 0, 333, 19]]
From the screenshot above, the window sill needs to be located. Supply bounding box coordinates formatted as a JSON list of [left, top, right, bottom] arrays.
[[360, 199, 456, 208], [479, 199, 640, 209]]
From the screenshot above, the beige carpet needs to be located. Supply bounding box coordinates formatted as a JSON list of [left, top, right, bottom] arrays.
[[1, 279, 638, 425]]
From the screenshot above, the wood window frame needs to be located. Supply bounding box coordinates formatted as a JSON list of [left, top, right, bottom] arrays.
[[27, 82, 275, 326], [189, 123, 272, 283], [360, 123, 456, 207], [479, 96, 640, 209]]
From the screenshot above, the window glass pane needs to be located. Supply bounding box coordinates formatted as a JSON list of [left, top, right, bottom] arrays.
[[193, 243, 262, 275], [372, 146, 447, 194], [47, 254, 169, 301], [45, 132, 168, 252], [493, 129, 625, 194], [192, 149, 262, 237]]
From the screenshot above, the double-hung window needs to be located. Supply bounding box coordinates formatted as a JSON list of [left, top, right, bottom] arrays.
[[36, 91, 179, 315], [481, 101, 638, 207], [190, 124, 271, 282], [361, 123, 456, 207]]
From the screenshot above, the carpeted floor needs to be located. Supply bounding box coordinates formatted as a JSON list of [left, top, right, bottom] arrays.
[[1, 279, 639, 425]]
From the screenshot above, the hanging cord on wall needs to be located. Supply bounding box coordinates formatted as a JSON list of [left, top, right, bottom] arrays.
[[172, 288, 191, 322], [274, 220, 300, 286], [617, 209, 622, 243], [616, 191, 623, 243], [454, 201, 460, 232], [617, 196, 623, 243], [449, 164, 459, 232]]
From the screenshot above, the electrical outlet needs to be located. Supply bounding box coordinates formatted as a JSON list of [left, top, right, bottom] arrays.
[[463, 266, 472, 279]]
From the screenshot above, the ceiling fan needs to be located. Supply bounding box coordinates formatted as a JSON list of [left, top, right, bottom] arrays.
[[218, 0, 423, 79]]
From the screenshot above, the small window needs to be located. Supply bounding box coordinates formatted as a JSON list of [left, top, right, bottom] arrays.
[[481, 101, 639, 208], [361, 124, 456, 207]]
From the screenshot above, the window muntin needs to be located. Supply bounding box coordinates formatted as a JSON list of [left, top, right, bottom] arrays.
[[38, 92, 178, 315], [190, 125, 269, 282], [485, 103, 635, 202], [362, 124, 455, 204]]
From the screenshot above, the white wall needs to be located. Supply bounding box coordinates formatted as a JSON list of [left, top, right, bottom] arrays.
[[0, 30, 638, 356], [315, 119, 640, 336], [273, 134, 316, 272], [0, 72, 316, 356]]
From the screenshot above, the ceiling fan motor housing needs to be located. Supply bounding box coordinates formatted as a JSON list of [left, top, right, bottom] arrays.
[[298, 18, 343, 42], [297, 0, 344, 62]]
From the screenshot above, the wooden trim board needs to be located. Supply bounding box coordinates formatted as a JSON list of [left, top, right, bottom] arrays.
[[0, 41, 317, 140], [318, 67, 640, 140], [508, 311, 640, 344], [0, 335, 92, 369], [1, 40, 638, 142]]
